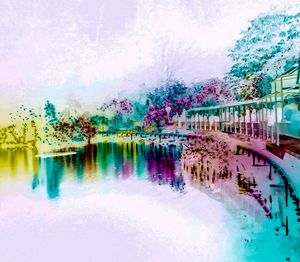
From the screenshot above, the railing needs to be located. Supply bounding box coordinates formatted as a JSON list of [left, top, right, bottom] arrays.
[[98, 130, 220, 142]]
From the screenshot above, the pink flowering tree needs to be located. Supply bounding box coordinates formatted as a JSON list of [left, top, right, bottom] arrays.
[[194, 78, 233, 106], [143, 105, 168, 131], [165, 97, 192, 118]]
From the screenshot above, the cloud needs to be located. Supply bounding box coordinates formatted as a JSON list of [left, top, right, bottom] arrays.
[[0, 0, 285, 111]]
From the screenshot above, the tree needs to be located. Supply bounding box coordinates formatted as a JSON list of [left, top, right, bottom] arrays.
[[75, 116, 97, 145], [44, 100, 59, 126], [143, 105, 168, 131], [193, 78, 233, 106], [44, 101, 98, 145], [132, 102, 148, 122], [146, 80, 193, 118], [107, 114, 124, 132], [90, 115, 109, 132], [227, 7, 300, 98]]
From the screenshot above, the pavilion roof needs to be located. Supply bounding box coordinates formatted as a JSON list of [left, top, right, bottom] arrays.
[[188, 99, 261, 112], [274, 62, 300, 84]]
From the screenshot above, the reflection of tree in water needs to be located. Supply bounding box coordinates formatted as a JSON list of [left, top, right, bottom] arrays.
[[170, 174, 186, 193], [96, 142, 111, 176], [146, 145, 185, 192], [182, 134, 231, 187], [0, 149, 38, 183], [75, 151, 84, 181], [135, 143, 146, 178], [112, 143, 125, 177], [184, 143, 300, 236], [121, 143, 135, 179], [83, 144, 98, 180], [74, 144, 98, 181], [147, 145, 176, 183], [32, 142, 183, 198], [44, 158, 63, 199], [31, 159, 40, 190], [184, 158, 232, 187], [0, 149, 27, 178]]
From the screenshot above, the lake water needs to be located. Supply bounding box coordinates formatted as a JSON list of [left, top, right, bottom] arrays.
[[0, 142, 299, 261]]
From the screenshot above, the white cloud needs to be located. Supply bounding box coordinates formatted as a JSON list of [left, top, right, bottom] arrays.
[[0, 0, 289, 111]]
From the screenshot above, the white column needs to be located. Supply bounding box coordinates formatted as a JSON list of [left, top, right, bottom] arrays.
[[228, 107, 231, 132], [245, 106, 248, 136], [238, 106, 242, 134], [267, 99, 270, 139], [199, 112, 202, 130], [262, 102, 265, 139], [233, 107, 237, 133], [224, 108, 227, 132], [249, 109, 253, 136], [209, 110, 212, 130], [215, 118, 217, 131], [274, 81, 280, 145], [280, 77, 284, 122], [220, 109, 222, 131], [270, 95, 274, 143], [218, 109, 221, 131]]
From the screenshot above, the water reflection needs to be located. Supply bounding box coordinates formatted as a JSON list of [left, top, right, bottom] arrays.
[[44, 157, 64, 199], [0, 143, 183, 199], [1, 143, 299, 261], [0, 149, 38, 180], [1, 142, 298, 237], [182, 149, 300, 237]]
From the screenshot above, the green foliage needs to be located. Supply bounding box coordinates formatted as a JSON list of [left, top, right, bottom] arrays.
[[44, 101, 99, 145], [89, 115, 109, 129], [107, 114, 125, 132], [132, 102, 148, 122], [227, 7, 300, 99], [199, 99, 219, 107], [146, 79, 193, 117]]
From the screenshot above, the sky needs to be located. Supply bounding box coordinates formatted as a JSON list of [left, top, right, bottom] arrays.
[[0, 0, 293, 120]]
